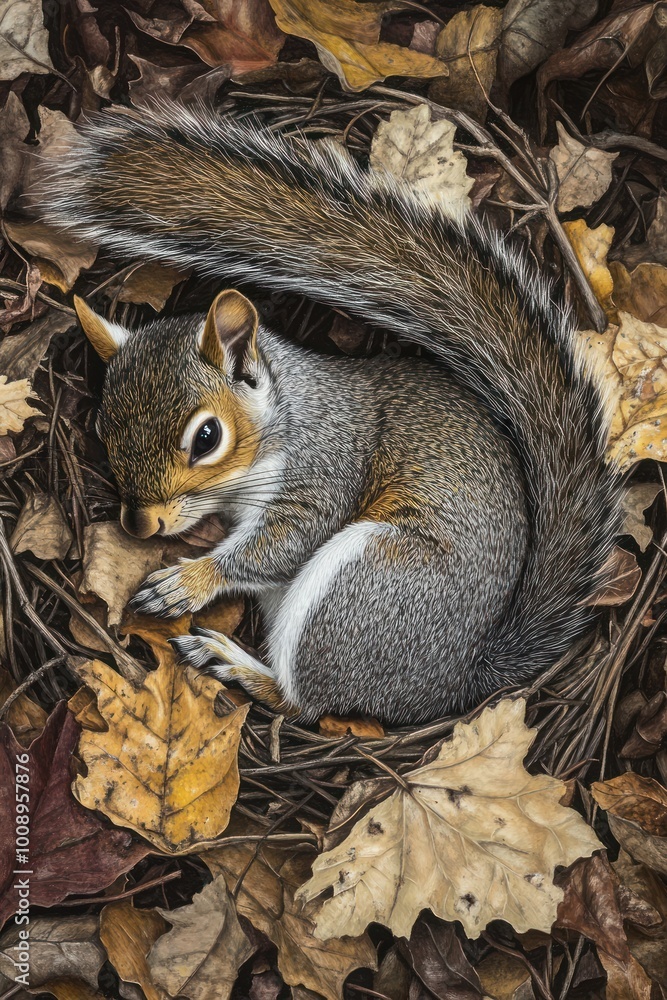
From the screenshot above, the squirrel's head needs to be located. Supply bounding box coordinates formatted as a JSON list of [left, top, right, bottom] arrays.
[[76, 289, 273, 539]]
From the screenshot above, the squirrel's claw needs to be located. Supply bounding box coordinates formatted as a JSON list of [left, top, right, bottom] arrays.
[[130, 557, 223, 618]]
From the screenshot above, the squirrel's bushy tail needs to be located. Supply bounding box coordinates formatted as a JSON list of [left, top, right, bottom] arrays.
[[36, 101, 621, 690]]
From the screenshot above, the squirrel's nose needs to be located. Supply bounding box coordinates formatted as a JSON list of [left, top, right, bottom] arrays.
[[121, 504, 161, 539]]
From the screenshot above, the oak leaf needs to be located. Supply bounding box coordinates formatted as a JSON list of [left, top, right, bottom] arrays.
[[0, 703, 148, 931], [429, 7, 502, 123], [100, 901, 168, 1000], [205, 840, 377, 1000], [147, 875, 253, 1000], [266, 0, 447, 92], [562, 219, 614, 307], [0, 375, 39, 436], [297, 698, 602, 940], [370, 104, 473, 217], [72, 641, 249, 854], [592, 772, 667, 877], [549, 123, 618, 213]]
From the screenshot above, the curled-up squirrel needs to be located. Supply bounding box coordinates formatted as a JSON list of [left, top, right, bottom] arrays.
[[36, 101, 621, 723]]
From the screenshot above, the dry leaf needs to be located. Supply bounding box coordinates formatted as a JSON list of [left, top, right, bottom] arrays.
[[588, 545, 641, 606], [476, 952, 532, 1000], [621, 483, 661, 552], [3, 220, 97, 292], [318, 714, 385, 739], [549, 123, 618, 213], [205, 841, 377, 1000], [103, 262, 192, 313], [72, 643, 249, 854], [297, 698, 602, 940], [267, 0, 447, 92], [611, 261, 667, 328], [562, 219, 614, 307], [370, 104, 473, 217], [498, 0, 598, 90], [399, 911, 483, 999], [0, 666, 46, 744], [429, 7, 502, 123], [0, 311, 74, 382], [592, 772, 667, 877], [0, 91, 30, 209], [100, 902, 168, 1000], [148, 875, 253, 1000], [0, 916, 104, 989], [11, 490, 73, 561], [0, 376, 39, 436], [621, 692, 667, 759], [80, 521, 165, 626], [0, 0, 55, 81], [623, 190, 667, 270]]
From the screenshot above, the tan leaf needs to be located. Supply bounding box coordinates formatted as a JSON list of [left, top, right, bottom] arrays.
[[147, 875, 253, 1000], [0, 0, 55, 82], [297, 698, 602, 940], [0, 915, 104, 989], [370, 104, 473, 217], [429, 6, 502, 123], [318, 714, 385, 739], [476, 952, 531, 1000], [549, 123, 618, 213], [266, 0, 447, 92], [80, 521, 165, 626], [622, 188, 667, 269], [498, 0, 598, 90], [592, 772, 667, 877], [588, 545, 641, 606], [100, 902, 168, 1000], [0, 665, 47, 744], [0, 91, 30, 209], [10, 490, 73, 561], [0, 311, 74, 382], [103, 262, 192, 313], [72, 644, 249, 854], [205, 840, 377, 1000], [3, 220, 97, 292], [0, 375, 39, 436], [621, 483, 661, 552], [610, 260, 667, 328], [562, 219, 614, 307]]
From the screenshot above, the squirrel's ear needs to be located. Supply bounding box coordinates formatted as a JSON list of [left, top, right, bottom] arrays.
[[74, 296, 128, 362], [200, 289, 258, 379]]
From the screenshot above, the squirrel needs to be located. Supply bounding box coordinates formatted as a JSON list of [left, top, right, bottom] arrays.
[[34, 100, 622, 723]]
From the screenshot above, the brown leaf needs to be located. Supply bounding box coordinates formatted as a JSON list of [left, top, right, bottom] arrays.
[[428, 7, 502, 123], [266, 0, 447, 92], [475, 952, 532, 1000], [147, 875, 253, 1000], [100, 902, 169, 1000], [611, 261, 667, 327], [614, 850, 667, 988], [3, 220, 97, 292], [622, 190, 667, 270], [318, 714, 385, 739], [102, 262, 192, 312], [0, 703, 149, 931], [621, 482, 661, 553], [398, 912, 483, 1000], [592, 772, 667, 876], [0, 916, 104, 990], [0, 311, 75, 382], [68, 684, 108, 733], [0, 666, 47, 744], [11, 490, 73, 561], [0, 91, 30, 210], [621, 692, 667, 758], [0, 0, 55, 82], [498, 0, 598, 90], [80, 521, 165, 626], [588, 545, 641, 606], [205, 841, 377, 1000], [549, 123, 618, 213]]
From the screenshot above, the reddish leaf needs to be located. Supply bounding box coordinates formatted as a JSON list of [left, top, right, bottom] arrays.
[[0, 702, 149, 931]]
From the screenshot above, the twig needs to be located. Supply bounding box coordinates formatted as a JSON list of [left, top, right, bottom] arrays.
[[59, 870, 182, 907], [0, 655, 64, 720]]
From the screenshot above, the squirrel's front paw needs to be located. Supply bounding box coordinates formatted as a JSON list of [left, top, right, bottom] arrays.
[[130, 558, 222, 618]]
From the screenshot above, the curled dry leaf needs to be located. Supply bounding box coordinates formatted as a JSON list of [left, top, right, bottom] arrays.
[[621, 482, 661, 552], [548, 123, 618, 213], [621, 692, 667, 759], [3, 220, 97, 292], [592, 772, 667, 877], [148, 875, 253, 1000], [318, 714, 385, 739], [0, 311, 74, 382], [103, 262, 192, 312], [428, 6, 502, 123], [297, 699, 602, 941], [611, 261, 667, 327], [562, 219, 614, 308], [0, 375, 39, 436], [80, 521, 165, 626], [498, 0, 598, 90], [588, 545, 641, 607], [100, 901, 169, 1000], [0, 0, 55, 81], [266, 0, 447, 92], [72, 641, 249, 854], [580, 312, 667, 470], [0, 665, 46, 744], [370, 104, 473, 218], [0, 703, 149, 931], [10, 490, 73, 561], [205, 840, 377, 1000], [0, 915, 104, 990], [622, 190, 667, 270]]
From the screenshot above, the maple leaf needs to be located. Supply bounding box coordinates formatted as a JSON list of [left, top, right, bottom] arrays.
[[549, 123, 618, 213], [0, 703, 148, 931], [297, 699, 602, 940]]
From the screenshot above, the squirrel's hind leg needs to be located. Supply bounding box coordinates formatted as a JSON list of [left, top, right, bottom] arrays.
[[170, 628, 298, 715]]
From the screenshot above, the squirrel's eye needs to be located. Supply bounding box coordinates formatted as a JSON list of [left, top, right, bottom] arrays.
[[191, 418, 222, 461]]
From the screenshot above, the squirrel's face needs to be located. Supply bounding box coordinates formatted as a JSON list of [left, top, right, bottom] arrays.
[[75, 290, 270, 538]]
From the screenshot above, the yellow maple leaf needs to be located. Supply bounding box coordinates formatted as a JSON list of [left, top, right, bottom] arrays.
[[72, 640, 249, 854], [563, 218, 614, 308], [297, 699, 602, 940]]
